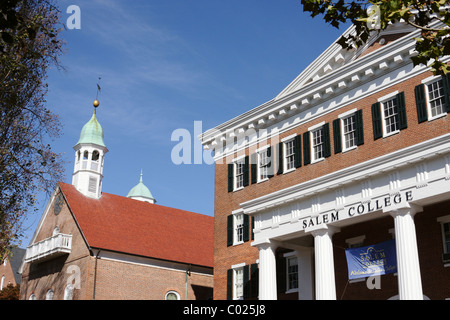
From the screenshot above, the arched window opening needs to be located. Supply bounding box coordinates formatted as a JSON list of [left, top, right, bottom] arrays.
[[46, 289, 54, 300], [64, 283, 73, 300], [165, 291, 180, 300], [91, 150, 100, 171], [82, 151, 89, 169], [92, 150, 99, 161]]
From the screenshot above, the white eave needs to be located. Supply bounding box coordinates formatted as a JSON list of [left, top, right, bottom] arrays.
[[199, 22, 424, 155]]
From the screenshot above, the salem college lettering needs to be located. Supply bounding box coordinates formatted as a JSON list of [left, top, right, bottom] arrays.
[[302, 191, 413, 230]]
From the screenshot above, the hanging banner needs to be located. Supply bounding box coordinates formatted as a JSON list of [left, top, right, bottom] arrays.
[[345, 239, 397, 280]]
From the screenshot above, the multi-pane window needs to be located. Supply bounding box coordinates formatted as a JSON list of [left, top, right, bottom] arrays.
[[312, 128, 324, 161], [444, 222, 450, 254], [287, 257, 298, 290], [284, 139, 295, 171], [342, 115, 356, 150], [235, 160, 244, 189], [234, 267, 244, 299], [235, 213, 244, 244], [259, 148, 270, 181], [427, 79, 446, 118], [382, 97, 399, 135]]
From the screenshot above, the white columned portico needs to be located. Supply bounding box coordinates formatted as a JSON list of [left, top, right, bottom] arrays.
[[257, 242, 278, 300], [390, 204, 423, 300], [311, 226, 339, 300]]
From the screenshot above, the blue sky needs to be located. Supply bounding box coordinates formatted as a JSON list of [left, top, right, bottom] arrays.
[[21, 0, 348, 245]]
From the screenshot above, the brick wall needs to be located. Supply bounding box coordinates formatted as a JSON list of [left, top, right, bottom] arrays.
[[0, 257, 18, 288], [20, 191, 94, 300], [20, 188, 213, 300], [93, 258, 212, 300], [213, 69, 450, 299]]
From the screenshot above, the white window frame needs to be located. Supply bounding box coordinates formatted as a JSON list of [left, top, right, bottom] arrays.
[[233, 212, 244, 245], [422, 76, 448, 121], [283, 252, 299, 293], [233, 156, 245, 191], [231, 263, 246, 300], [308, 122, 326, 164], [437, 215, 450, 266], [311, 128, 324, 163], [284, 138, 296, 173], [443, 221, 450, 254], [257, 146, 270, 182], [341, 114, 357, 152], [378, 91, 400, 138]]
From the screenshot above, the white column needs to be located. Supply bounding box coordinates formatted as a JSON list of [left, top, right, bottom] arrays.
[[295, 247, 314, 300], [390, 205, 423, 300], [258, 242, 277, 300], [311, 226, 339, 300]]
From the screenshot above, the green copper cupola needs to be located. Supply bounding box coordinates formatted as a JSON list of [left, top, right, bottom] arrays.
[[127, 170, 156, 204], [72, 99, 108, 199], [76, 107, 106, 148]]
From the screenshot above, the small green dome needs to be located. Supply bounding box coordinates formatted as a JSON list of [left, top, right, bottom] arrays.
[[127, 171, 155, 203], [76, 111, 106, 148]]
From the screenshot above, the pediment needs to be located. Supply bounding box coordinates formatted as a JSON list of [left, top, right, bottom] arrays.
[[275, 22, 416, 100]]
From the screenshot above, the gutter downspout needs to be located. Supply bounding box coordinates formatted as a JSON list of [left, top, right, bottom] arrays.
[[92, 249, 101, 300], [185, 264, 191, 300]]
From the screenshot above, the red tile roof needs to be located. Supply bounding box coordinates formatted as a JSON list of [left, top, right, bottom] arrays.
[[59, 182, 213, 268]]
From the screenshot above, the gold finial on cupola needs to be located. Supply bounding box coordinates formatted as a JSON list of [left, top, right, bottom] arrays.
[[93, 76, 101, 110]]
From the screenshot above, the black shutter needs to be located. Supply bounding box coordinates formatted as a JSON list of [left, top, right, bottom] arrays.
[[250, 263, 259, 298], [355, 109, 364, 146], [276, 142, 283, 175], [397, 91, 408, 130], [414, 84, 428, 123], [303, 131, 311, 165], [332, 118, 342, 154], [227, 215, 233, 247], [442, 74, 450, 113], [276, 256, 286, 294], [243, 214, 250, 242], [323, 123, 331, 158], [251, 153, 257, 184], [227, 269, 233, 300], [371, 102, 383, 140], [294, 135, 302, 168], [243, 156, 249, 187], [243, 265, 250, 299], [267, 146, 274, 178], [227, 163, 234, 192], [251, 216, 255, 240]]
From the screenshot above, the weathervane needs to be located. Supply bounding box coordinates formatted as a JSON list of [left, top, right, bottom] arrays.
[[93, 76, 101, 109]]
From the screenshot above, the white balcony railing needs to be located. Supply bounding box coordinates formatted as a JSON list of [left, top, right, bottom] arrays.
[[25, 233, 72, 263]]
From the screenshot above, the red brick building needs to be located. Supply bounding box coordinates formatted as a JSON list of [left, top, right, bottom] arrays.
[[1, 248, 25, 290], [200, 22, 450, 300], [19, 105, 214, 300]]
